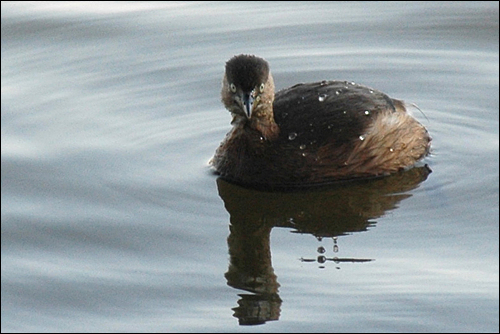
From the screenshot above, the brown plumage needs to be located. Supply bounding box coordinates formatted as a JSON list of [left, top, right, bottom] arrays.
[[211, 54, 431, 188]]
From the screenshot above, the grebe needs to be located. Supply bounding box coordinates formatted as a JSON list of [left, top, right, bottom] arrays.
[[211, 55, 431, 188]]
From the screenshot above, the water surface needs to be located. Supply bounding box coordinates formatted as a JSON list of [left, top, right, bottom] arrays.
[[1, 1, 498, 332]]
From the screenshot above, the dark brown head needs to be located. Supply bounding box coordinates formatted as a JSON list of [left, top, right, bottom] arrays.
[[221, 55, 275, 122]]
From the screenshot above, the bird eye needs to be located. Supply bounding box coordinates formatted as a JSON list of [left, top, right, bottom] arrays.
[[230, 83, 237, 93], [259, 83, 265, 93]]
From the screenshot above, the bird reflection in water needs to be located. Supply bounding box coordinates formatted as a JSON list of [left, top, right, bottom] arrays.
[[216, 165, 431, 325]]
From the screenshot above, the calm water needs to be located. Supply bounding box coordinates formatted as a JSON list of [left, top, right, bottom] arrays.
[[1, 1, 498, 332]]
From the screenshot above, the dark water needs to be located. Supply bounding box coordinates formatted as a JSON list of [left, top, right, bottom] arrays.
[[1, 2, 498, 332]]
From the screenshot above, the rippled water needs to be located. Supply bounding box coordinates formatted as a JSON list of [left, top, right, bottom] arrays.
[[2, 2, 498, 332]]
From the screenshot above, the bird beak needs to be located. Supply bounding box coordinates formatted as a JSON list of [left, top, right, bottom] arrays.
[[242, 93, 253, 118]]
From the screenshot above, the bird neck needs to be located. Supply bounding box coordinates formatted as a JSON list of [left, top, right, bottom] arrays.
[[250, 104, 279, 140], [250, 75, 279, 140]]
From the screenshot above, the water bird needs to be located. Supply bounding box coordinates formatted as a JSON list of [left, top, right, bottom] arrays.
[[211, 54, 431, 188]]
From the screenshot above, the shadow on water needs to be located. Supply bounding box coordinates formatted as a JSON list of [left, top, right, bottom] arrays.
[[216, 165, 431, 325]]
